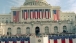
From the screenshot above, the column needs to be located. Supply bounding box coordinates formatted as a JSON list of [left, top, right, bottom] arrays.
[[48, 9, 51, 21], [42, 9, 44, 19], [51, 9, 54, 21], [40, 9, 42, 19], [11, 11, 13, 22], [21, 10, 23, 22], [27, 9, 30, 20], [44, 9, 46, 19], [43, 9, 45, 19]]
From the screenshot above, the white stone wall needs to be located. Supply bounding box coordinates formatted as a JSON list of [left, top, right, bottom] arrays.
[[0, 21, 74, 35], [60, 12, 75, 21], [0, 15, 11, 23]]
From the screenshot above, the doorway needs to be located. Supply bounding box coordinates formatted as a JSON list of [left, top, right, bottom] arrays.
[[35, 27, 40, 35]]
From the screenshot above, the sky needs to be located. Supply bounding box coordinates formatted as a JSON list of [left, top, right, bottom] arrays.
[[0, 0, 76, 14]]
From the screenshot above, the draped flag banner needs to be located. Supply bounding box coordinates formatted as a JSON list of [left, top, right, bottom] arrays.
[[34, 10, 38, 19], [39, 10, 42, 19], [0, 36, 76, 43], [30, 10, 33, 19], [1, 41, 30, 43], [53, 10, 59, 21], [48, 35, 76, 43], [22, 9, 51, 19], [0, 37, 30, 43], [22, 10, 28, 20], [49, 38, 76, 43], [41, 10, 45, 19], [57, 39, 62, 43], [13, 11, 19, 22], [24, 10, 28, 20], [45, 9, 50, 19]]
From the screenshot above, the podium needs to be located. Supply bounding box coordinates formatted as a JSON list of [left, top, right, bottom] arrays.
[[30, 35, 48, 43]]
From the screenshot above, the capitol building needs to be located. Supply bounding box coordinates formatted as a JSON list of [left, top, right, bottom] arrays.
[[0, 0, 76, 36]]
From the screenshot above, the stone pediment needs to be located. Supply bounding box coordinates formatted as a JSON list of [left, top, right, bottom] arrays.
[[23, 1, 50, 6]]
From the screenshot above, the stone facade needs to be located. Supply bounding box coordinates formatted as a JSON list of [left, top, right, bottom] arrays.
[[0, 0, 76, 35], [0, 21, 75, 35]]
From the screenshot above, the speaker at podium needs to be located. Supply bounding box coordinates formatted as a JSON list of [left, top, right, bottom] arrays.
[[30, 35, 48, 43]]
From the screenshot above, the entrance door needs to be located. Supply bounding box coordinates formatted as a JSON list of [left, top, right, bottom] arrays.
[[35, 27, 40, 35]]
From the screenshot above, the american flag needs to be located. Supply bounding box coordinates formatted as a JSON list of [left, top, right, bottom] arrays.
[[53, 10, 59, 21], [13, 11, 19, 22]]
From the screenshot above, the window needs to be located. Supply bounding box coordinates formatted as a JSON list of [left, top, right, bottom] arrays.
[[71, 19, 73, 21], [73, 28, 76, 33], [17, 27, 21, 35], [68, 19, 70, 20], [63, 26, 67, 33], [64, 19, 66, 20], [6, 20, 8, 23], [2, 21, 4, 23], [73, 26, 76, 33], [30, 2, 32, 5], [7, 28, 11, 35], [2, 18, 4, 19], [45, 26, 49, 34], [26, 27, 30, 34], [54, 26, 58, 33], [6, 18, 8, 19], [33, 2, 34, 5]]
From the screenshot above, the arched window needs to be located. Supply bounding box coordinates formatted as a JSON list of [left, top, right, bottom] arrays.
[[45, 26, 49, 34], [26, 27, 30, 34], [63, 26, 67, 33], [7, 28, 11, 35], [73, 26, 76, 33], [54, 26, 58, 33], [17, 27, 21, 35], [6, 20, 8, 23], [73, 28, 76, 33]]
